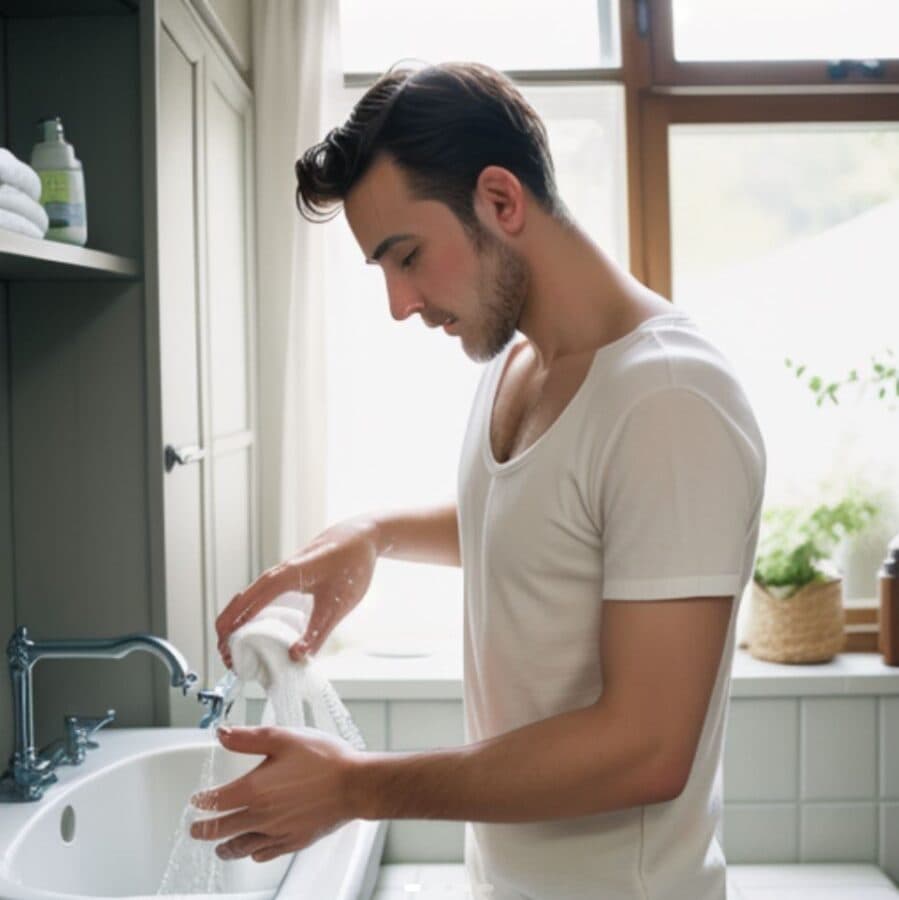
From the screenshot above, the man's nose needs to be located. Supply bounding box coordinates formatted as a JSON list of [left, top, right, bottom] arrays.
[[386, 277, 425, 322]]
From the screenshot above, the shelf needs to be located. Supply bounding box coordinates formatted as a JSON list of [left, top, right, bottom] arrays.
[[0, 0, 135, 16], [0, 230, 140, 281]]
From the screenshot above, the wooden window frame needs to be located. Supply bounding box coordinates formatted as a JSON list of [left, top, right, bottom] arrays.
[[626, 0, 899, 295], [636, 93, 899, 298], [647, 0, 899, 87]]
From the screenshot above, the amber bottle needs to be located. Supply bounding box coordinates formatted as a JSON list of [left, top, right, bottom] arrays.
[[878, 534, 899, 666]]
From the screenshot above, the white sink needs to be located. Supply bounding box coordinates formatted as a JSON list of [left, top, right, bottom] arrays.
[[0, 728, 387, 899]]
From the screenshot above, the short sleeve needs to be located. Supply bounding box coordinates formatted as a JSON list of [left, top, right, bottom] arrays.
[[599, 388, 755, 601]]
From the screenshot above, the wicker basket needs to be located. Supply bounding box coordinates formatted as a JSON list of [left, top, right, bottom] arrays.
[[747, 578, 846, 663]]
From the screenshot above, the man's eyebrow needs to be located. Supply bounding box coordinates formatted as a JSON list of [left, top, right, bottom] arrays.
[[365, 233, 415, 265]]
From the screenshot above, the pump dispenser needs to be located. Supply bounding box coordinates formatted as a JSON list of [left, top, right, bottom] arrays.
[[29, 116, 87, 246], [877, 533, 899, 666]]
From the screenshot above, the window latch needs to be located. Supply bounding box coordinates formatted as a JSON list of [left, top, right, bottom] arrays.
[[827, 59, 885, 80], [635, 0, 650, 38]]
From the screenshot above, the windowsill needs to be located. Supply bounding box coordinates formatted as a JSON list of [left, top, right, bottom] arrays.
[[241, 646, 899, 702]]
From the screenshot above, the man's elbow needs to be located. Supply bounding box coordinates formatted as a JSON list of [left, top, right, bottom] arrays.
[[646, 750, 691, 804]]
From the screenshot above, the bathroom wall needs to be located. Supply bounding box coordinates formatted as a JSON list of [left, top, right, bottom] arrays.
[[0, 283, 13, 769], [0, 14, 13, 769]]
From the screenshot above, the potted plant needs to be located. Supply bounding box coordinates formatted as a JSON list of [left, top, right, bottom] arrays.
[[749, 494, 878, 663]]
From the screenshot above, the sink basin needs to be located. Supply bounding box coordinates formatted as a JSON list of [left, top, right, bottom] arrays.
[[0, 728, 386, 899]]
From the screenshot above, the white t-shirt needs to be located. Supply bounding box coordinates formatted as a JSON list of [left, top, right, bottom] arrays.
[[457, 310, 766, 900]]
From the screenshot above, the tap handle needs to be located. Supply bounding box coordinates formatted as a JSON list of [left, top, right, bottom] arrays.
[[66, 709, 116, 736], [65, 709, 116, 761]]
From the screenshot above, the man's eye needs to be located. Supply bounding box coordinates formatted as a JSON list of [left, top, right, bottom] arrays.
[[400, 248, 419, 270]]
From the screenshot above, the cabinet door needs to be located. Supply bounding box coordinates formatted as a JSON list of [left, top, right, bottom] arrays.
[[202, 35, 259, 687], [158, 0, 257, 722]]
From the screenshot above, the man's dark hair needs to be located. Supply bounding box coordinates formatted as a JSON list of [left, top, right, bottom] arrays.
[[295, 61, 565, 236]]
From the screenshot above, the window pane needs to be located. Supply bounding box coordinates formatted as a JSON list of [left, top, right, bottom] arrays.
[[339, 0, 620, 73], [322, 84, 627, 654], [673, 0, 899, 61], [669, 123, 899, 603]]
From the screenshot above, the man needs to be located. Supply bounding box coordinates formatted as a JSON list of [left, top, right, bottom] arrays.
[[193, 62, 766, 900]]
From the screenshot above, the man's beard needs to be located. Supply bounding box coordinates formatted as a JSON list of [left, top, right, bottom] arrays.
[[465, 225, 530, 363]]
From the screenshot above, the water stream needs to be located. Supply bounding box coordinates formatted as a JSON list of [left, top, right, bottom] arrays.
[[156, 738, 226, 895]]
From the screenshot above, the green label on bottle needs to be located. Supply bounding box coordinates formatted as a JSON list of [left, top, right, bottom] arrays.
[[39, 170, 86, 229]]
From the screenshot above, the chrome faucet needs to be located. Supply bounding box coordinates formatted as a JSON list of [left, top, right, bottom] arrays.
[[3, 626, 198, 801]]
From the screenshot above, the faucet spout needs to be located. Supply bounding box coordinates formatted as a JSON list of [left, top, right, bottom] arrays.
[[16, 630, 197, 693]]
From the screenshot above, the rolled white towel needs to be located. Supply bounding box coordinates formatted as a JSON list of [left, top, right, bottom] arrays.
[[0, 208, 44, 240], [230, 603, 309, 691], [0, 148, 42, 203], [0, 185, 48, 235]]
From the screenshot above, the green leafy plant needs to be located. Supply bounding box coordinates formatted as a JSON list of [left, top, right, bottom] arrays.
[[785, 348, 899, 407], [754, 494, 879, 593]]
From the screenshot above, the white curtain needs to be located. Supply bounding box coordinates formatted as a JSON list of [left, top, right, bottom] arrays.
[[252, 0, 342, 569]]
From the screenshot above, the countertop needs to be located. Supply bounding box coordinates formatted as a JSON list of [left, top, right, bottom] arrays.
[[242, 645, 899, 701]]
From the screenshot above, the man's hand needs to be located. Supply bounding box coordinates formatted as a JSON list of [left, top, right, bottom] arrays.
[[215, 518, 380, 667], [189, 726, 362, 862]]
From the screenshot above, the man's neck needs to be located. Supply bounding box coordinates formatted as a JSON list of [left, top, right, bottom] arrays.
[[516, 217, 670, 370]]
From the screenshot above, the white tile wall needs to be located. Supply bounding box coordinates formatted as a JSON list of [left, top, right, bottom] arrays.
[[882, 805, 899, 885], [724, 699, 798, 802], [385, 820, 465, 864], [388, 702, 465, 750], [249, 687, 899, 878], [800, 804, 878, 862], [384, 702, 466, 863], [801, 698, 877, 801], [344, 700, 388, 751], [723, 805, 799, 863], [881, 699, 899, 799]]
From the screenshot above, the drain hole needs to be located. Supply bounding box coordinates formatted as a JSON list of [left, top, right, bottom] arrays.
[[60, 805, 76, 844]]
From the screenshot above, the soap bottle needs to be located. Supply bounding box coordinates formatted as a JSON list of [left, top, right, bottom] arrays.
[[29, 116, 87, 246], [877, 533, 899, 666]]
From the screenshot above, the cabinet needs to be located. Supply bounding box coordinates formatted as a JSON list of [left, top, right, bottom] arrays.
[[0, 0, 257, 758]]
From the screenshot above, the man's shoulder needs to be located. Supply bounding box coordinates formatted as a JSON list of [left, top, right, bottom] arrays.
[[588, 315, 758, 438], [602, 315, 733, 392]]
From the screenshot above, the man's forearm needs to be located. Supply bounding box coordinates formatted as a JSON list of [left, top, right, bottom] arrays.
[[347, 701, 677, 824], [369, 503, 460, 567]]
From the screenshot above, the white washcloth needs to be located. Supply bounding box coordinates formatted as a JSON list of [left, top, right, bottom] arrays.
[[0, 184, 48, 234], [0, 148, 42, 203], [230, 603, 309, 691], [228, 595, 364, 748], [0, 208, 44, 240]]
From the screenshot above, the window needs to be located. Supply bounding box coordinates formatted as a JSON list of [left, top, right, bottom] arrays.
[[668, 121, 899, 505], [671, 0, 899, 62], [325, 2, 899, 655], [339, 0, 621, 73]]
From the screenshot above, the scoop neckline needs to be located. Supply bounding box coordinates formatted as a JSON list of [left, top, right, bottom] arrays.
[[481, 310, 693, 475]]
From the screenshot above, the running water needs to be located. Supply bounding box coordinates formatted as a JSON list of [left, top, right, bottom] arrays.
[[157, 603, 365, 895], [156, 738, 226, 895]]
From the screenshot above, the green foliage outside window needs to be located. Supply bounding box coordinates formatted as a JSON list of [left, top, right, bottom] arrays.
[[785, 349, 899, 407]]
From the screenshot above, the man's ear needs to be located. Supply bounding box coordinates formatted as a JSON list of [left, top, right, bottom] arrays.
[[473, 165, 526, 238]]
